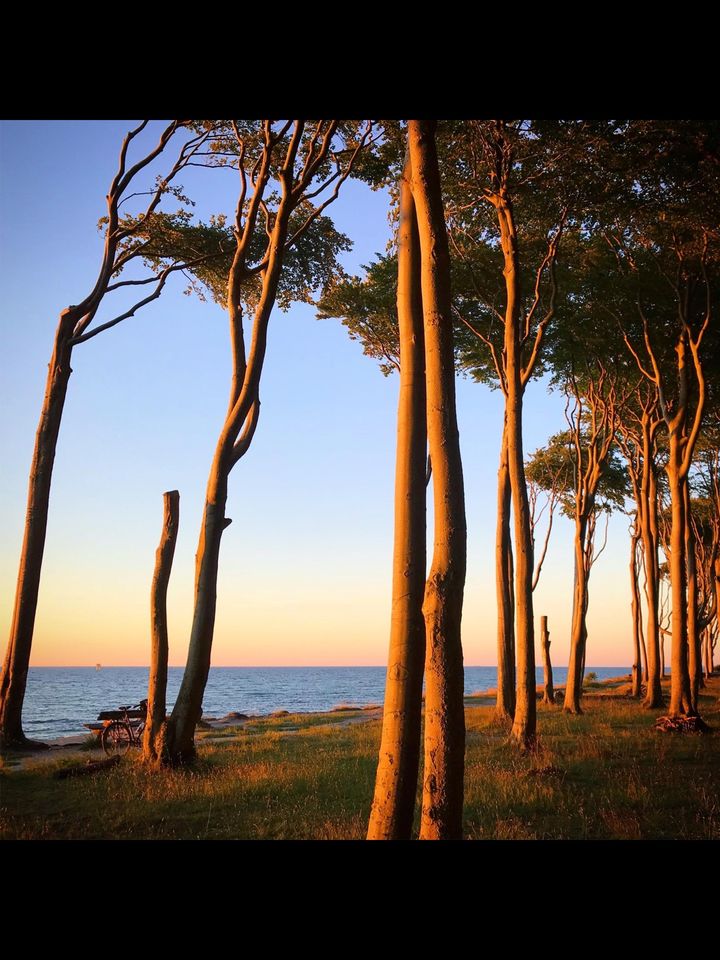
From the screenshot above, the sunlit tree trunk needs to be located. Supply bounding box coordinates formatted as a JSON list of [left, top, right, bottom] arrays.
[[408, 120, 467, 840], [368, 154, 427, 840], [494, 423, 516, 723], [705, 626, 715, 677], [143, 490, 180, 764], [629, 527, 643, 698], [565, 514, 590, 713], [641, 425, 663, 707], [667, 450, 694, 717], [684, 483, 701, 710], [0, 311, 77, 749], [490, 197, 536, 749]]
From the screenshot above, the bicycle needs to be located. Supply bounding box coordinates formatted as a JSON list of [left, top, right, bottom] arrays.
[[101, 700, 148, 757]]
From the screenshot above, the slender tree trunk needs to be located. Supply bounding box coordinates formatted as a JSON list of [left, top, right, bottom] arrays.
[[368, 156, 426, 840], [408, 120, 467, 841], [660, 631, 666, 678], [641, 437, 663, 707], [494, 422, 516, 723], [540, 615, 554, 705], [705, 627, 714, 677], [491, 198, 536, 750], [143, 490, 180, 764], [629, 530, 643, 698], [564, 516, 589, 714], [0, 310, 77, 750], [684, 484, 701, 710], [169, 465, 231, 758], [667, 456, 694, 717]]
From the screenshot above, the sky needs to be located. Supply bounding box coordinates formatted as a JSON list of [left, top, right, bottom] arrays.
[[0, 120, 636, 668]]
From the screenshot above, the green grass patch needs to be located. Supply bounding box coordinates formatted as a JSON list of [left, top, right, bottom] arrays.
[[2, 679, 719, 840]]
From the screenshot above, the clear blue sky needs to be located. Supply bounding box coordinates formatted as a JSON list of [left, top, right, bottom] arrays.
[[0, 120, 633, 667]]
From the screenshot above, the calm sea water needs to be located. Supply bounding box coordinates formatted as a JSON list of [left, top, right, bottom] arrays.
[[23, 666, 630, 740]]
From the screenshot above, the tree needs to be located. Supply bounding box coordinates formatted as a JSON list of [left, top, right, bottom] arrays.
[[366, 151, 427, 839], [167, 120, 374, 762], [0, 121, 225, 750], [526, 391, 629, 713], [620, 230, 715, 718], [615, 387, 665, 706], [445, 120, 569, 744], [408, 120, 467, 840]]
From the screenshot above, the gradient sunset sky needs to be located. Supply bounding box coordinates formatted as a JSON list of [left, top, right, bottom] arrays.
[[0, 120, 635, 668]]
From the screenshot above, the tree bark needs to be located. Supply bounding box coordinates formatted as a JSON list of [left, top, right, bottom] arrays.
[[490, 196, 536, 750], [0, 310, 76, 749], [368, 154, 427, 840], [641, 436, 663, 707], [684, 483, 701, 711], [408, 120, 467, 841], [704, 627, 714, 677], [629, 529, 643, 698], [564, 515, 589, 713], [143, 490, 180, 764], [540, 615, 554, 705], [667, 456, 694, 717], [494, 422, 516, 723]]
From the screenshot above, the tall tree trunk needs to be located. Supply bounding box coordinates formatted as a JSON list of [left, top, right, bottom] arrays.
[[169, 461, 232, 758], [143, 490, 180, 764], [667, 453, 694, 717], [660, 631, 666, 678], [494, 423, 516, 723], [564, 516, 589, 714], [408, 120, 467, 841], [0, 310, 76, 749], [368, 155, 427, 840], [629, 529, 643, 698], [705, 627, 714, 677], [684, 483, 701, 710], [540, 615, 554, 705], [641, 432, 663, 707], [492, 198, 536, 750]]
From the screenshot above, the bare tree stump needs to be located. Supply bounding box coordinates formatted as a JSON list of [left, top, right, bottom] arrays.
[[541, 615, 554, 705]]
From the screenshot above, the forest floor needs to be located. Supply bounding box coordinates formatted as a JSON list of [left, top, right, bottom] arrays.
[[2, 674, 719, 840]]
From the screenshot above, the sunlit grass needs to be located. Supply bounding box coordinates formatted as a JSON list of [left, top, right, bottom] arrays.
[[2, 678, 718, 840]]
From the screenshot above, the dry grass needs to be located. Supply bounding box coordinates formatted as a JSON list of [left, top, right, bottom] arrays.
[[2, 676, 719, 840]]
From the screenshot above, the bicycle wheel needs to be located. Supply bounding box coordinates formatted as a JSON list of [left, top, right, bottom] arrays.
[[101, 722, 133, 757]]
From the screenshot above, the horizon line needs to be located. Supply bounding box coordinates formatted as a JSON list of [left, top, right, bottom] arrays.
[[31, 663, 630, 670]]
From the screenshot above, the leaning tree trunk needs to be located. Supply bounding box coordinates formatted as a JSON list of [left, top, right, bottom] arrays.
[[169, 452, 234, 759], [0, 310, 76, 750], [564, 515, 589, 714], [540, 615, 554, 705], [494, 423, 516, 724], [408, 120, 467, 841], [143, 490, 180, 764], [667, 454, 694, 718], [629, 529, 643, 698], [368, 154, 427, 840]]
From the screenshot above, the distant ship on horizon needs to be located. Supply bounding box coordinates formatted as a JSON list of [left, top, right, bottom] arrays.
[[95, 663, 102, 671]]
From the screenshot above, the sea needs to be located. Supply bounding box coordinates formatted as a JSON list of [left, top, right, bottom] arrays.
[[23, 666, 630, 740]]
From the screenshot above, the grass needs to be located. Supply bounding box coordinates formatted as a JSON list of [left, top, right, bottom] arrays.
[[2, 676, 719, 840]]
